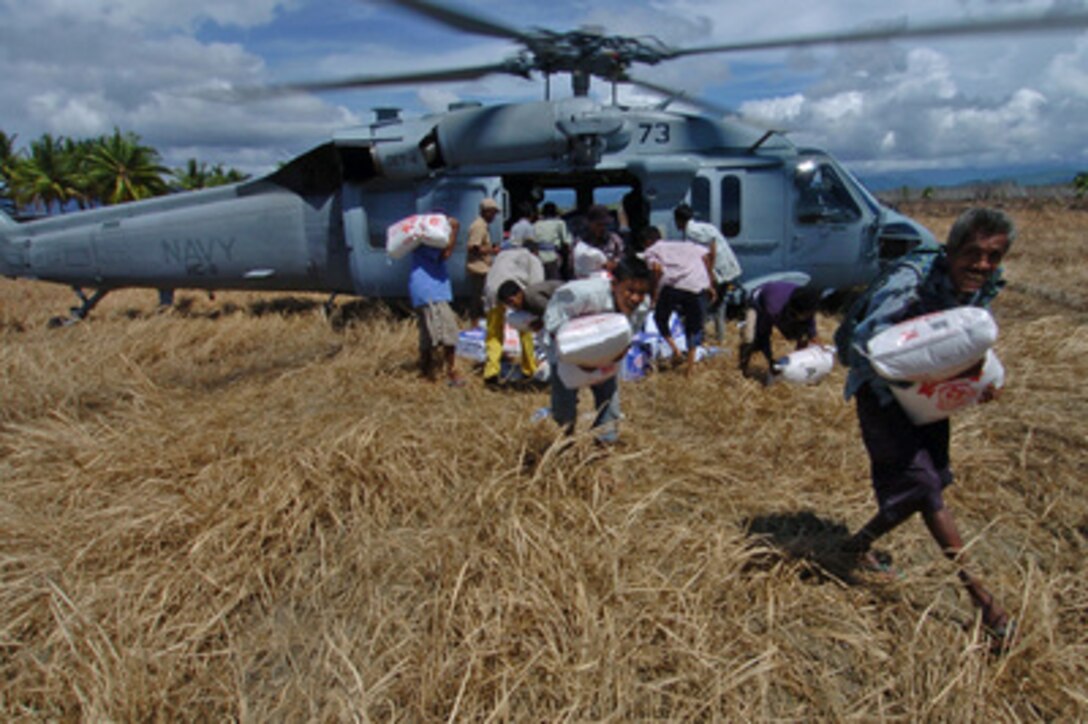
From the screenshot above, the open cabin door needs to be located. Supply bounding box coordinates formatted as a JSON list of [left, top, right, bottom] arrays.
[[343, 176, 504, 300]]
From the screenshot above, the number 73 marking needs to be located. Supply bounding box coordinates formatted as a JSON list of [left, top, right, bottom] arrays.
[[639, 123, 671, 144]]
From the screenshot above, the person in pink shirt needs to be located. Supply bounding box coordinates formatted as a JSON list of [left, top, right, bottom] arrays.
[[643, 227, 716, 376]]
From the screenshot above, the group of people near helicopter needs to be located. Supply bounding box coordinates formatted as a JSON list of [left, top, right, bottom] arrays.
[[407, 197, 1017, 653], [458, 197, 820, 385]]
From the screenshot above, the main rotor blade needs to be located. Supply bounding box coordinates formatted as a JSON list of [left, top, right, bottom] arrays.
[[625, 75, 788, 131], [246, 61, 522, 98], [385, 0, 530, 42], [668, 9, 1088, 58], [624, 76, 739, 118]]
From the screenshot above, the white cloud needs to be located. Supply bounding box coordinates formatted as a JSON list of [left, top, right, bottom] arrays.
[[891, 49, 957, 103], [740, 94, 806, 123], [810, 91, 865, 122], [13, 0, 298, 32], [1044, 35, 1088, 97], [1, 0, 1086, 178], [26, 94, 109, 138], [0, 0, 355, 175], [418, 87, 464, 114]]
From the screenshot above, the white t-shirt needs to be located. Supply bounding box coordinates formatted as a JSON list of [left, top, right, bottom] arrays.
[[684, 220, 742, 284], [508, 218, 535, 248], [572, 241, 610, 279]]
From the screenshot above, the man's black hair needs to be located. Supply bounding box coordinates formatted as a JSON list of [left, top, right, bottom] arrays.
[[639, 225, 662, 246], [673, 203, 694, 224], [586, 204, 611, 224], [786, 285, 822, 314], [612, 257, 652, 283], [497, 279, 523, 303], [946, 207, 1016, 255]]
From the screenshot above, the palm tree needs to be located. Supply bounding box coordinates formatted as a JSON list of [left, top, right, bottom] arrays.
[[207, 163, 249, 186], [170, 159, 250, 192], [0, 130, 15, 176], [0, 131, 16, 211], [84, 128, 168, 205], [6, 133, 82, 214], [171, 158, 211, 191], [66, 136, 102, 208]]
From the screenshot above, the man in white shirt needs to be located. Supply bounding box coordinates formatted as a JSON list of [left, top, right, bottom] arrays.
[[508, 202, 537, 249], [543, 257, 652, 443], [674, 203, 743, 343], [532, 201, 571, 280]]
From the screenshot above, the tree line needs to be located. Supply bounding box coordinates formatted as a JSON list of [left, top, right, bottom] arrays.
[[0, 129, 250, 217]]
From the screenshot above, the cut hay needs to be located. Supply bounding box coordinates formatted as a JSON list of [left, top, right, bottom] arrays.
[[2, 200, 1086, 719]]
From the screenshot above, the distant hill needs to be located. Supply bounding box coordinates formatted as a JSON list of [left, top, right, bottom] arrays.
[[856, 163, 1082, 193]]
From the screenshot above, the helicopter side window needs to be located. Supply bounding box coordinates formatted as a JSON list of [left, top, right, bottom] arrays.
[[720, 175, 741, 238], [364, 191, 417, 249], [691, 177, 711, 223], [795, 162, 860, 225]]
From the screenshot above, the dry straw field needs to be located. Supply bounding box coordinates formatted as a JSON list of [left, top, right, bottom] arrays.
[[1, 200, 1086, 720]]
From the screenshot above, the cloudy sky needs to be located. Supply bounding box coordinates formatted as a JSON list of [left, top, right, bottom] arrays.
[[1, 0, 1086, 183]]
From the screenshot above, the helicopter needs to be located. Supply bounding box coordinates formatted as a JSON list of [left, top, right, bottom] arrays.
[[2, 0, 1086, 323]]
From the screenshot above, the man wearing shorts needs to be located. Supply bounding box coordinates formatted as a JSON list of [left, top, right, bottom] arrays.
[[410, 216, 465, 386]]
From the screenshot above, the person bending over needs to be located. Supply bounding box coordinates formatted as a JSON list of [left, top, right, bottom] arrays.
[[739, 282, 822, 382], [542, 258, 652, 444]]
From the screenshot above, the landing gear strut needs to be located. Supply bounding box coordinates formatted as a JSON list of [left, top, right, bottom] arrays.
[[48, 287, 110, 327]]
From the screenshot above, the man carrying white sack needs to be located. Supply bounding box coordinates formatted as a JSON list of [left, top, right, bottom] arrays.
[[409, 215, 465, 387], [837, 207, 1016, 651], [482, 247, 545, 388], [543, 258, 653, 444]]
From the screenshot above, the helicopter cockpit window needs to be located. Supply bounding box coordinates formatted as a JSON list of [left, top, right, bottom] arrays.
[[794, 161, 861, 225]]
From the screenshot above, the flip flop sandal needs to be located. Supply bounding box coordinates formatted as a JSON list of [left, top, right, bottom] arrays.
[[984, 618, 1017, 655], [857, 555, 905, 582]]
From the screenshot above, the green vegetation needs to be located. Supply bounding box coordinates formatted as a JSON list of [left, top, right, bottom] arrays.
[[1074, 171, 1088, 199], [170, 158, 249, 192], [0, 128, 250, 216]]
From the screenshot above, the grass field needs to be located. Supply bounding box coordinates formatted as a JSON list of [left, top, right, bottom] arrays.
[[2, 200, 1086, 719]]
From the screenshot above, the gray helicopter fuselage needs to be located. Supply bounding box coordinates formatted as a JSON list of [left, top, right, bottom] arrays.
[[0, 97, 935, 309], [0, 182, 350, 293]]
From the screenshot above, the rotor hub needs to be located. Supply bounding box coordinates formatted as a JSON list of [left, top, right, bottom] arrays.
[[524, 30, 671, 92]]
